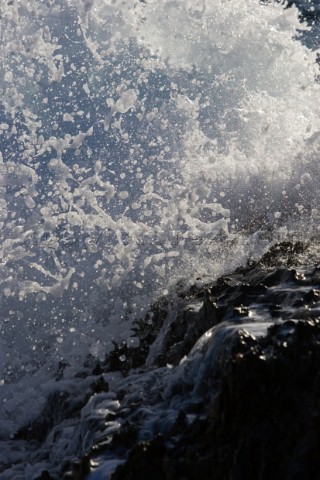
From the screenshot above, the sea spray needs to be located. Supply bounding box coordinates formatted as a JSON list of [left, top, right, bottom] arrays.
[[0, 0, 319, 438]]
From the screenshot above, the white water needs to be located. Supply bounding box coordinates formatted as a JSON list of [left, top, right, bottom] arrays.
[[0, 0, 319, 439]]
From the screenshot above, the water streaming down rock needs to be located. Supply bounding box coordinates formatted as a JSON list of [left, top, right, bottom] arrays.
[[3, 240, 320, 480], [0, 0, 320, 477]]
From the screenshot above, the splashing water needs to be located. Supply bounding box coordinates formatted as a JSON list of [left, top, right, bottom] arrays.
[[0, 0, 319, 436]]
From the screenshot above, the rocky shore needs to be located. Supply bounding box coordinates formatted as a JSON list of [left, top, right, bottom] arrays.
[[109, 242, 320, 480], [3, 241, 320, 479]]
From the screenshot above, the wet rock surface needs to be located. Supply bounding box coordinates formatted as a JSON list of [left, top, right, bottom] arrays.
[[112, 318, 320, 480], [3, 241, 320, 479], [109, 243, 320, 480]]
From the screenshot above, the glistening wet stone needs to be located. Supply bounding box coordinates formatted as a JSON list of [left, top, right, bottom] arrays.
[[5, 241, 320, 480]]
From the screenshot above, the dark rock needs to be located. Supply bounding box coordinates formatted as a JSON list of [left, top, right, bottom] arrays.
[[92, 362, 103, 376], [258, 241, 307, 267], [91, 376, 109, 394], [15, 376, 108, 442], [105, 297, 169, 374], [111, 436, 167, 480], [10, 241, 320, 480], [63, 455, 90, 480], [112, 319, 320, 480], [35, 471, 54, 480], [153, 293, 221, 367], [108, 243, 320, 480]]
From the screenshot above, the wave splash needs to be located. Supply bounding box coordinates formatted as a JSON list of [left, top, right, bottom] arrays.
[[0, 0, 319, 436]]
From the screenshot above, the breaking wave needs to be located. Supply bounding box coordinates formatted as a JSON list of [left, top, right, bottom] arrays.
[[0, 0, 319, 436]]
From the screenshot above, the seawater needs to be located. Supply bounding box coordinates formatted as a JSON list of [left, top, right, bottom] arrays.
[[0, 0, 319, 440]]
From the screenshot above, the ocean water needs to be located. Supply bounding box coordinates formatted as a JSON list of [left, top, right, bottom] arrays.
[[0, 0, 319, 476]]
